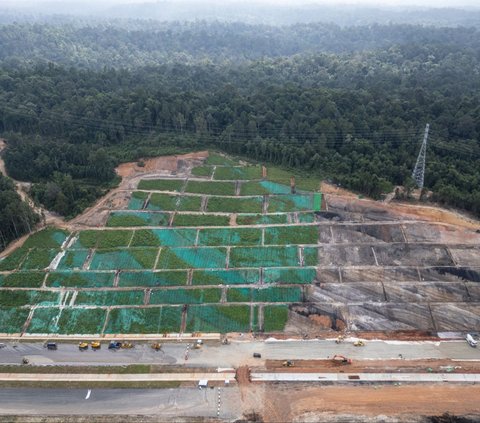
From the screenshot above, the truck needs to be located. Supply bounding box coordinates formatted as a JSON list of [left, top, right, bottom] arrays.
[[466, 334, 478, 348]]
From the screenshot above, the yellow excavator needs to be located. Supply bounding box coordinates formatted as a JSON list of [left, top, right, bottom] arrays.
[[78, 342, 88, 351]]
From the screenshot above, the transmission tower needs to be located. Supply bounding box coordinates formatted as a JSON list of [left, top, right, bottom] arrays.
[[412, 123, 430, 189]]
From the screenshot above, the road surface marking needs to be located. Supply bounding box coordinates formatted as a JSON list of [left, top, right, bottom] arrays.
[[85, 390, 91, 400]]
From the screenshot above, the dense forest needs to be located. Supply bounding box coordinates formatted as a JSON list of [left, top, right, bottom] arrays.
[[0, 15, 479, 249], [0, 174, 39, 250]]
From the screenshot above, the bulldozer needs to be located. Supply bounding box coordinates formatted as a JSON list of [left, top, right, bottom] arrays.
[[353, 340, 365, 347], [332, 355, 352, 365], [282, 360, 295, 367], [90, 341, 101, 350], [78, 342, 88, 351]]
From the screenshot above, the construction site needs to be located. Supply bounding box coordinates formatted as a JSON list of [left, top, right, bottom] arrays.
[[0, 151, 480, 422]]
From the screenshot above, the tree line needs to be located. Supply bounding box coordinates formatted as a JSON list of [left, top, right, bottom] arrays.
[[0, 21, 479, 222]]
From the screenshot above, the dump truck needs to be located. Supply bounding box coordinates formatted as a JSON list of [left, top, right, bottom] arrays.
[[332, 355, 352, 365]]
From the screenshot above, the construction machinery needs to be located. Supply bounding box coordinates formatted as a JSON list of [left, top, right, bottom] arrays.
[[78, 342, 88, 351], [335, 335, 345, 344], [22, 357, 29, 365], [121, 342, 134, 349], [353, 340, 365, 347], [282, 360, 295, 367], [194, 339, 203, 349], [332, 355, 352, 365], [151, 343, 162, 351], [90, 341, 101, 350]]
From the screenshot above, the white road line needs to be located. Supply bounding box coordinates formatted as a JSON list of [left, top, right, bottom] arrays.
[[85, 389, 91, 400]]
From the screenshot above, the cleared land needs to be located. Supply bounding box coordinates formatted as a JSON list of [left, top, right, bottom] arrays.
[[0, 152, 479, 337]]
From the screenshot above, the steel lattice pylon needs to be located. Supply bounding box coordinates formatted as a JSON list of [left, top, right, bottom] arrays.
[[412, 124, 430, 189]]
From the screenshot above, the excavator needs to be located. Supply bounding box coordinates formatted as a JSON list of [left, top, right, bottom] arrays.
[[331, 355, 352, 365], [282, 360, 295, 367]]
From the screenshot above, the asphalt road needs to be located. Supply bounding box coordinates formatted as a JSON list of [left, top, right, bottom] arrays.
[[0, 387, 242, 418], [0, 338, 478, 367]]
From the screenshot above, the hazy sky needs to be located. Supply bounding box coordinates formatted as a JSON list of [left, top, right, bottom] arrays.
[[3, 0, 480, 6]]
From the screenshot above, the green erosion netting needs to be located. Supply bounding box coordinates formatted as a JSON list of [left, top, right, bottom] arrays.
[[226, 287, 251, 302], [157, 247, 227, 269], [57, 250, 89, 269], [74, 230, 133, 249], [0, 290, 60, 307], [186, 305, 251, 333], [173, 214, 230, 227], [192, 269, 260, 285], [47, 271, 115, 288], [23, 228, 69, 249], [191, 165, 213, 177], [131, 229, 197, 247], [207, 196, 263, 213], [264, 225, 318, 245], [185, 181, 236, 196], [105, 307, 182, 333], [297, 213, 316, 223], [230, 246, 299, 268], [27, 307, 107, 334], [313, 193, 322, 211], [21, 249, 59, 270], [146, 194, 202, 212], [177, 195, 203, 212], [197, 228, 261, 246], [137, 179, 185, 192], [0, 307, 30, 333], [127, 191, 148, 210], [205, 153, 238, 166], [107, 212, 171, 227], [75, 290, 144, 306], [263, 305, 289, 331], [0, 272, 45, 288], [214, 166, 262, 180], [146, 193, 179, 211], [263, 267, 317, 284], [90, 249, 158, 270], [0, 248, 30, 271], [227, 287, 302, 302], [303, 247, 319, 266], [268, 194, 313, 213], [119, 271, 188, 287], [241, 181, 291, 196], [150, 288, 222, 304], [236, 214, 288, 226]]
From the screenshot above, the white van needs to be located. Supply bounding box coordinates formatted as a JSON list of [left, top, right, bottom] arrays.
[[466, 334, 478, 347]]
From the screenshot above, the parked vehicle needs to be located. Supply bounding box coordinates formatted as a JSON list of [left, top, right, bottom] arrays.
[[108, 341, 122, 350], [253, 352, 261, 358], [466, 334, 478, 348], [45, 342, 57, 350]]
